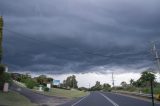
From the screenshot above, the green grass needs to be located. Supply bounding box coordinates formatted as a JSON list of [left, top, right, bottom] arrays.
[[35, 88, 89, 99], [153, 85, 160, 94], [115, 86, 160, 94], [0, 91, 37, 106], [13, 81, 89, 99]]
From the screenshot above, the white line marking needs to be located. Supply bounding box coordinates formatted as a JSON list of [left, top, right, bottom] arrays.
[[100, 93, 119, 106], [71, 95, 89, 106]]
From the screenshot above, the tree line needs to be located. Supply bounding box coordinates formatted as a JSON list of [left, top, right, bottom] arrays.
[[119, 71, 160, 94]]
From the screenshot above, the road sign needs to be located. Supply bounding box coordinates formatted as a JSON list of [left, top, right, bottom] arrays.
[[53, 80, 60, 86]]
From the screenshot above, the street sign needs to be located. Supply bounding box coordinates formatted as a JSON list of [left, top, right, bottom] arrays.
[[53, 80, 60, 86]]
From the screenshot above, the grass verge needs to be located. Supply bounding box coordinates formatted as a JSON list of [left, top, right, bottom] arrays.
[[35, 88, 89, 99], [13, 81, 89, 99], [0, 91, 37, 106]]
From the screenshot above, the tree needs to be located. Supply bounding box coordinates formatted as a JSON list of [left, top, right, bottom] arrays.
[[139, 71, 156, 87], [121, 81, 127, 88], [132, 71, 156, 87], [47, 77, 53, 83], [130, 79, 134, 86], [65, 75, 78, 88], [140, 71, 155, 82], [19, 74, 31, 83], [103, 83, 111, 91], [25, 78, 37, 89], [35, 75, 48, 85], [61, 80, 67, 88], [91, 81, 102, 91]]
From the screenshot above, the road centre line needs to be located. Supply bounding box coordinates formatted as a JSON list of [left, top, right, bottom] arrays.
[[71, 94, 90, 106], [100, 93, 119, 106]]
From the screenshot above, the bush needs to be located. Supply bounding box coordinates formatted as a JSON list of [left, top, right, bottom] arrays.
[[142, 88, 150, 93], [114, 87, 123, 90], [43, 87, 49, 92], [25, 79, 37, 89], [154, 85, 160, 94], [103, 88, 112, 92], [156, 94, 160, 101], [125, 86, 137, 92]]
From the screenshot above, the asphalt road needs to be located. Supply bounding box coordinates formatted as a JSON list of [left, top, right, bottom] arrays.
[[10, 84, 160, 106], [60, 91, 160, 106], [10, 83, 70, 106]]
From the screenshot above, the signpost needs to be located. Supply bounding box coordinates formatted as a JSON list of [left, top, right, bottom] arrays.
[[53, 80, 60, 86], [47, 83, 51, 89]]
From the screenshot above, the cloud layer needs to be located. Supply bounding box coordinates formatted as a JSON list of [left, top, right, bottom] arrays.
[[0, 0, 160, 74]]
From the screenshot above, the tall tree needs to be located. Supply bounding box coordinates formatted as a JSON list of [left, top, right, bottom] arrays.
[[130, 79, 134, 86], [35, 75, 48, 85], [103, 83, 111, 91], [139, 71, 156, 87], [91, 81, 102, 91], [140, 71, 155, 82], [121, 81, 127, 88], [65, 75, 78, 88], [133, 71, 156, 87]]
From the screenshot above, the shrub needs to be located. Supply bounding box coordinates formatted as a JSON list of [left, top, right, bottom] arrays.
[[142, 88, 150, 93], [156, 94, 160, 101], [43, 87, 49, 92], [25, 79, 37, 89], [125, 86, 137, 92]]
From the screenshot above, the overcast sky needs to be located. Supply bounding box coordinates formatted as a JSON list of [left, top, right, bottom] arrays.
[[0, 0, 160, 76]]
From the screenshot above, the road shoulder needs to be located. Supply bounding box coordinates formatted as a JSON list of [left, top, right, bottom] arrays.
[[105, 92, 160, 104]]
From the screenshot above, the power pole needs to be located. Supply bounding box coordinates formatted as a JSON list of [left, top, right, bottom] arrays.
[[150, 42, 160, 106], [150, 78, 155, 106], [112, 72, 115, 87], [0, 16, 3, 64], [73, 77, 74, 89], [152, 42, 160, 72]]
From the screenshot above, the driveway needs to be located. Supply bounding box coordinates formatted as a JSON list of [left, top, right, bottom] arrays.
[[10, 83, 70, 106]]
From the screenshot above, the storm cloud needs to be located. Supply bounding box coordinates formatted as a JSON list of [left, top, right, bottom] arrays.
[[0, 0, 160, 74]]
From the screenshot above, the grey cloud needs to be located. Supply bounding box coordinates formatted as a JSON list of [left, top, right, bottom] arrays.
[[0, 0, 160, 74]]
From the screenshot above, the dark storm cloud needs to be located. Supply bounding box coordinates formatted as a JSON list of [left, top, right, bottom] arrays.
[[0, 0, 160, 74]]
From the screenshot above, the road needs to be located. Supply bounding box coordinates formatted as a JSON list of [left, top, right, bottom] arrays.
[[10, 83, 70, 106], [10, 84, 160, 106], [60, 91, 160, 106]]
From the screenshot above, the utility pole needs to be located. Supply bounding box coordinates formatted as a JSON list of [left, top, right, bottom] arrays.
[[0, 16, 3, 64], [150, 42, 160, 106], [88, 83, 90, 89], [150, 78, 155, 106], [152, 42, 160, 72], [112, 72, 114, 87], [73, 77, 74, 89]]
